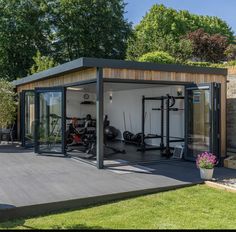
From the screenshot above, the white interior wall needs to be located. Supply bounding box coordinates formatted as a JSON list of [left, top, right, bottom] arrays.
[[66, 86, 185, 147], [104, 86, 185, 146], [66, 90, 96, 119]]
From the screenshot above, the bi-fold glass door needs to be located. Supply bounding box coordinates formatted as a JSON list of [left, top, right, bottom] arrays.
[[35, 87, 66, 155], [185, 83, 220, 161], [21, 90, 35, 148]]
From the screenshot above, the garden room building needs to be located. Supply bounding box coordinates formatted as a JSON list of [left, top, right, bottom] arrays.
[[12, 57, 227, 169]]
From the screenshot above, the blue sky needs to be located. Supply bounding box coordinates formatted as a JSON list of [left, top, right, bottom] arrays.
[[125, 0, 236, 34]]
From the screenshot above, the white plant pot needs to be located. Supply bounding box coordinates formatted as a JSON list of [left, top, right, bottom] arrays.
[[200, 168, 214, 180]]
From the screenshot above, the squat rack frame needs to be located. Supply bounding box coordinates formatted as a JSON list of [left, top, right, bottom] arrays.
[[141, 95, 185, 157]]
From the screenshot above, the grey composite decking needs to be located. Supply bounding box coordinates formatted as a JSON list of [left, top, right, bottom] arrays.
[[0, 143, 236, 221]]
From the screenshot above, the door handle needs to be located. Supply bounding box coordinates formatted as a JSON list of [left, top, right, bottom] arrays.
[[214, 98, 217, 111]]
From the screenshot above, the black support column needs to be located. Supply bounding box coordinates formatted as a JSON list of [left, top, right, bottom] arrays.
[[141, 95, 145, 151], [165, 95, 170, 157], [160, 97, 164, 151], [96, 67, 104, 169]]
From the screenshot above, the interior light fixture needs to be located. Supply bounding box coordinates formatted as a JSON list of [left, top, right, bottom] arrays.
[[109, 92, 113, 103], [67, 87, 84, 91], [177, 88, 183, 96]]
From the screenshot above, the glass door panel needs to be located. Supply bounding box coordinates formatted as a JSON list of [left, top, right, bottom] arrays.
[[35, 88, 65, 154], [21, 91, 35, 147], [185, 83, 220, 161]]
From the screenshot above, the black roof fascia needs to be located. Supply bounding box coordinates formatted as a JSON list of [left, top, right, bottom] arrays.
[[82, 57, 227, 76], [12, 57, 227, 87]]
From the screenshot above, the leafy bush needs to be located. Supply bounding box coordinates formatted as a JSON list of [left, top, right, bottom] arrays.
[[185, 61, 223, 68], [225, 44, 236, 61], [171, 38, 193, 63], [138, 54, 229, 68], [0, 79, 17, 128], [222, 60, 236, 67], [186, 61, 213, 67], [138, 51, 176, 64]]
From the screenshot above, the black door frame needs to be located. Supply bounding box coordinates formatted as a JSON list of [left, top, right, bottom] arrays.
[[20, 90, 36, 148], [34, 87, 66, 155], [184, 82, 221, 161], [211, 83, 221, 159]]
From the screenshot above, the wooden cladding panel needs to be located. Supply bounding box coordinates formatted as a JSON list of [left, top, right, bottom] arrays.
[[17, 68, 96, 93], [103, 68, 225, 84], [228, 67, 236, 75]]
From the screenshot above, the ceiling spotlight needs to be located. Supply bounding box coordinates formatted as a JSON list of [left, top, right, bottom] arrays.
[[67, 87, 84, 91], [109, 92, 113, 103], [177, 88, 183, 96]]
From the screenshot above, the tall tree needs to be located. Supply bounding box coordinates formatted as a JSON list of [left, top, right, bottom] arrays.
[[29, 51, 58, 75], [0, 0, 52, 81], [0, 0, 131, 81], [127, 4, 234, 61], [186, 29, 228, 62], [52, 0, 131, 62]]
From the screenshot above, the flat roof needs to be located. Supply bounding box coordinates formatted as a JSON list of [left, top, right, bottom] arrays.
[[12, 57, 228, 86]]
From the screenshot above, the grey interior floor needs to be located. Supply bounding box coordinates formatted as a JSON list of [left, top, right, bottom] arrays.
[[105, 141, 165, 162], [67, 140, 166, 164], [0, 142, 236, 220]]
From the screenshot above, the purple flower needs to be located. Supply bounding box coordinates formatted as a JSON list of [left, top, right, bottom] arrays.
[[196, 152, 217, 169]]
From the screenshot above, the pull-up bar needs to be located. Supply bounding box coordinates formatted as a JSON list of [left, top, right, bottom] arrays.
[[143, 96, 184, 100], [152, 108, 184, 111]]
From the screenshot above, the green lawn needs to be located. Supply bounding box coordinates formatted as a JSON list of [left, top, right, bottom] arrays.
[[0, 185, 236, 230]]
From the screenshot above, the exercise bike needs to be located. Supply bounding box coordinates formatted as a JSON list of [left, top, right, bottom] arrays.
[[66, 115, 96, 149]]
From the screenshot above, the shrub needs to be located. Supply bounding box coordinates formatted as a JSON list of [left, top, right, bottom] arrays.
[[186, 61, 213, 67], [138, 51, 176, 64], [185, 61, 223, 68], [225, 44, 236, 61], [224, 60, 236, 67], [0, 79, 17, 128]]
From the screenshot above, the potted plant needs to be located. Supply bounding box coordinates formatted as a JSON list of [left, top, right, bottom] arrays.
[[196, 152, 217, 180]]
